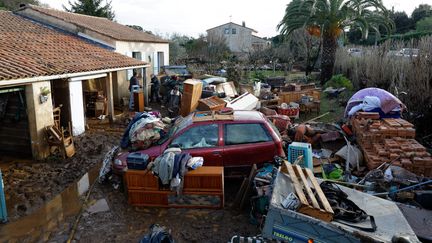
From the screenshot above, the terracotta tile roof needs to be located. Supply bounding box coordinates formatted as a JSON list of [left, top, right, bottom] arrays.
[[22, 5, 169, 43], [0, 11, 147, 81]]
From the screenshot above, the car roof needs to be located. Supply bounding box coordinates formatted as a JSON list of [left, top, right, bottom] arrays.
[[191, 110, 265, 123]]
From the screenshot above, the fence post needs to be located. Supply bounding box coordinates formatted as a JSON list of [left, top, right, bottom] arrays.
[[0, 169, 7, 223]]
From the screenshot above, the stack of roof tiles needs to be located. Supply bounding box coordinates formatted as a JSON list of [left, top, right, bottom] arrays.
[[352, 112, 432, 177], [0, 11, 145, 81]]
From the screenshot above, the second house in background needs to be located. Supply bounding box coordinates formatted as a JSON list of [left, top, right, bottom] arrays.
[[16, 4, 169, 106], [207, 21, 271, 58]]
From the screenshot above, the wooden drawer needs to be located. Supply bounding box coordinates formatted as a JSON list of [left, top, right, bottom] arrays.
[[183, 175, 222, 192], [184, 166, 224, 192], [127, 190, 223, 208], [128, 190, 168, 206], [125, 170, 159, 190]]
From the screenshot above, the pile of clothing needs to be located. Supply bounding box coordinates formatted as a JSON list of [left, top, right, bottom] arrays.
[[120, 112, 168, 150], [147, 147, 203, 193], [250, 164, 278, 225]]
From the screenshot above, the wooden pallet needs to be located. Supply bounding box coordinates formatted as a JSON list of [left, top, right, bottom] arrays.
[[192, 110, 234, 122], [280, 161, 334, 222]]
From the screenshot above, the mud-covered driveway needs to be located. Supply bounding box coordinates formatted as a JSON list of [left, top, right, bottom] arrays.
[[49, 180, 260, 242]]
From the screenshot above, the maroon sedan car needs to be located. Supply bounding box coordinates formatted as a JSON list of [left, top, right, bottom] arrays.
[[113, 110, 285, 173]]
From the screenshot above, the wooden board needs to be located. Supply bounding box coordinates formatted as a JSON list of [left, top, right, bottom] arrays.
[[281, 161, 334, 222]]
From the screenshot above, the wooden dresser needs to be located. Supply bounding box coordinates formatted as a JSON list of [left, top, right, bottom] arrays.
[[125, 166, 224, 208]]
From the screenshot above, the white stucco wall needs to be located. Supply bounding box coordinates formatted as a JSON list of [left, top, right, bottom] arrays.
[[114, 41, 169, 105]]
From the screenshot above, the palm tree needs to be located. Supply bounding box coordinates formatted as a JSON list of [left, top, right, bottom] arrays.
[[278, 0, 393, 84]]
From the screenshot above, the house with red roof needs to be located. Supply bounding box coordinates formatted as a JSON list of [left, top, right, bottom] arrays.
[[0, 10, 148, 159], [15, 4, 170, 106]]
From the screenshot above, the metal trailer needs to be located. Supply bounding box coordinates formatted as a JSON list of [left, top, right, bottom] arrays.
[[262, 171, 420, 243]]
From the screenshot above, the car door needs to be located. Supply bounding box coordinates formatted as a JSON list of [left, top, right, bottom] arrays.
[[222, 123, 276, 167], [170, 123, 223, 166]]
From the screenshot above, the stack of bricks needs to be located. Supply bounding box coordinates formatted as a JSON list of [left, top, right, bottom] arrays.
[[352, 112, 432, 177], [352, 113, 416, 150], [362, 138, 432, 176]]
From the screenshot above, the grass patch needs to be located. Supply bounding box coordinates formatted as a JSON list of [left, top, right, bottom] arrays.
[[296, 91, 352, 124]]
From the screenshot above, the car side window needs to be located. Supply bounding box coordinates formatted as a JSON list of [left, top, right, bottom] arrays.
[[224, 123, 271, 145], [171, 124, 218, 149]]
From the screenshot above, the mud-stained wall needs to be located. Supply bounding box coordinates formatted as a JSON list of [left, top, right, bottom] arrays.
[[0, 164, 100, 242], [25, 81, 54, 160]]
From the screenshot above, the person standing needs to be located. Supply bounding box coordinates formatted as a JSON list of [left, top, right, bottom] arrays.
[[167, 85, 181, 117], [150, 74, 161, 103], [129, 71, 139, 110]]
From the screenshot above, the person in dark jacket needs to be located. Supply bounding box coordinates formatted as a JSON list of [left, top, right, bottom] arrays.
[[129, 71, 139, 110], [167, 85, 181, 117], [150, 74, 161, 103]]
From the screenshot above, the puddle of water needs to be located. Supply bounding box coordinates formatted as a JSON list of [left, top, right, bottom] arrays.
[[0, 163, 101, 241]]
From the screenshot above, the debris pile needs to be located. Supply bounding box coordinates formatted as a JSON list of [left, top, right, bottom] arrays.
[[352, 113, 432, 177]]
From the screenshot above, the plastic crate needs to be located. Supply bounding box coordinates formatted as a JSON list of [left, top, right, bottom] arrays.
[[277, 106, 299, 119], [287, 142, 313, 170]]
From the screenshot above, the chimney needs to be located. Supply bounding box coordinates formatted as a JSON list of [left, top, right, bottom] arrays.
[[242, 21, 245, 27]]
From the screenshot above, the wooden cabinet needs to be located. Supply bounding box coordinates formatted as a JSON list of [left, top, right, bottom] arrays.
[[133, 92, 145, 112], [125, 166, 224, 208], [180, 79, 202, 116]]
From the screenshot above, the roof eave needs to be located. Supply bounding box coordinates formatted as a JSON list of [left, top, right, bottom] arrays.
[[0, 64, 149, 87]]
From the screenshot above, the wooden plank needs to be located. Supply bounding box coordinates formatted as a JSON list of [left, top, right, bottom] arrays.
[[285, 162, 308, 205], [304, 168, 334, 214], [294, 165, 320, 209], [240, 164, 257, 209], [231, 177, 247, 209]]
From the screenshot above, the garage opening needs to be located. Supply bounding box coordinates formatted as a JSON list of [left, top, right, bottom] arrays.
[[0, 87, 31, 158]]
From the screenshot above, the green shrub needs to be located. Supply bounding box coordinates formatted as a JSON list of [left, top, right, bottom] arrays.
[[251, 71, 266, 81], [325, 74, 353, 91]]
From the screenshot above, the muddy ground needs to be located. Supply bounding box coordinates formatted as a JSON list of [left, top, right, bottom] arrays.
[[48, 179, 260, 243], [2, 106, 260, 242], [2, 121, 123, 221]]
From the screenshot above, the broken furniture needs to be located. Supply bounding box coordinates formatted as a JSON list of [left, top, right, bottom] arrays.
[[84, 91, 107, 117], [262, 161, 419, 242], [52, 104, 63, 129], [197, 96, 226, 111], [226, 92, 259, 110], [215, 81, 237, 98], [192, 110, 234, 122], [133, 91, 145, 112], [180, 79, 202, 117], [125, 166, 224, 208], [278, 88, 320, 105], [300, 100, 321, 115], [45, 123, 75, 158]]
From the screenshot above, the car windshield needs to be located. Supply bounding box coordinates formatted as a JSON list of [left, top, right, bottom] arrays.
[[157, 115, 193, 145]]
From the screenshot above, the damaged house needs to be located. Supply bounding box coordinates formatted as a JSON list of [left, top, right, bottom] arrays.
[[0, 10, 148, 160], [15, 4, 169, 106]]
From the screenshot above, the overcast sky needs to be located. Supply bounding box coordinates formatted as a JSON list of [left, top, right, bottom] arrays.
[[41, 0, 430, 38]]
